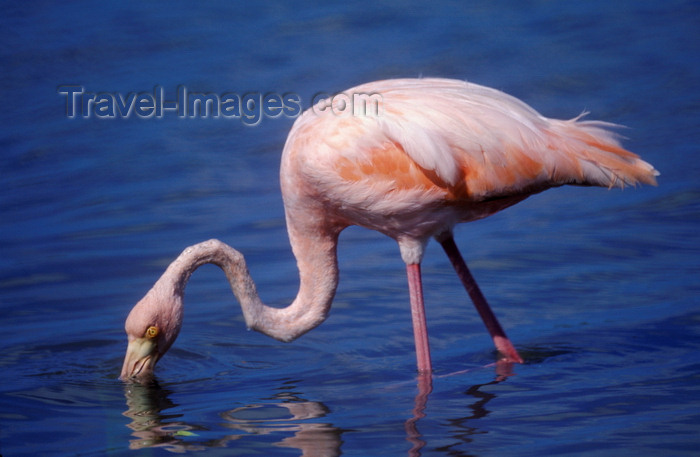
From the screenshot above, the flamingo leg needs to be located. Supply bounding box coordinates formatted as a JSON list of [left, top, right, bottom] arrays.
[[439, 236, 524, 363], [406, 263, 433, 373]]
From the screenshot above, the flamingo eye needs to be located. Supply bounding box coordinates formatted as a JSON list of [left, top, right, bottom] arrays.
[[145, 326, 159, 338]]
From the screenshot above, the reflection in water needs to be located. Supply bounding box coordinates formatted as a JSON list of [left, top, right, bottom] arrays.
[[442, 373, 508, 453], [405, 372, 433, 457], [221, 393, 342, 457], [122, 380, 342, 455], [122, 362, 516, 455], [407, 361, 516, 457], [122, 381, 207, 452]]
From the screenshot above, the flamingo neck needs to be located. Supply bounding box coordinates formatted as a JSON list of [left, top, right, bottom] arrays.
[[162, 234, 339, 342]]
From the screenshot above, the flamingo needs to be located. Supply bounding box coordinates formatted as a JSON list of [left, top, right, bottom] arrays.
[[120, 78, 658, 382]]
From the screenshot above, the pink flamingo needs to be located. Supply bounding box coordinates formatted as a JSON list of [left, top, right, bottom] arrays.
[[120, 78, 658, 381]]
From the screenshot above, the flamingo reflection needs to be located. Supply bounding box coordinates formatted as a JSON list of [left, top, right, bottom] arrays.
[[122, 381, 341, 455], [122, 363, 514, 455]]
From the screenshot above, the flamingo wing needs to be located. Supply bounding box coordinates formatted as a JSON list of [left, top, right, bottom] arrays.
[[282, 78, 658, 228]]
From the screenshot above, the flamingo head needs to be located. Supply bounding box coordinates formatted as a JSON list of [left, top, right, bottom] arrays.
[[120, 285, 184, 382]]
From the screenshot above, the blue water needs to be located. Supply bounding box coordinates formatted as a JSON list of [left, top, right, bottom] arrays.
[[1, 1, 699, 455]]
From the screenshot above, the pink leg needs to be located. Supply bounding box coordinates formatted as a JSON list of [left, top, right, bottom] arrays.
[[406, 263, 433, 373], [440, 236, 524, 363]]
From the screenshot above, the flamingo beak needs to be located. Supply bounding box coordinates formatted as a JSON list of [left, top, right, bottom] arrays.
[[120, 337, 159, 382]]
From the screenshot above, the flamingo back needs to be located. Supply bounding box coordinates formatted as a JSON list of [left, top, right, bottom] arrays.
[[280, 78, 658, 239]]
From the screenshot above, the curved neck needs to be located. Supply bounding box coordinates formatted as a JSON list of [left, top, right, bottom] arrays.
[[162, 234, 339, 342]]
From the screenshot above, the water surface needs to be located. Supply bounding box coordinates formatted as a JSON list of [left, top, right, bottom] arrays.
[[1, 1, 699, 456]]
